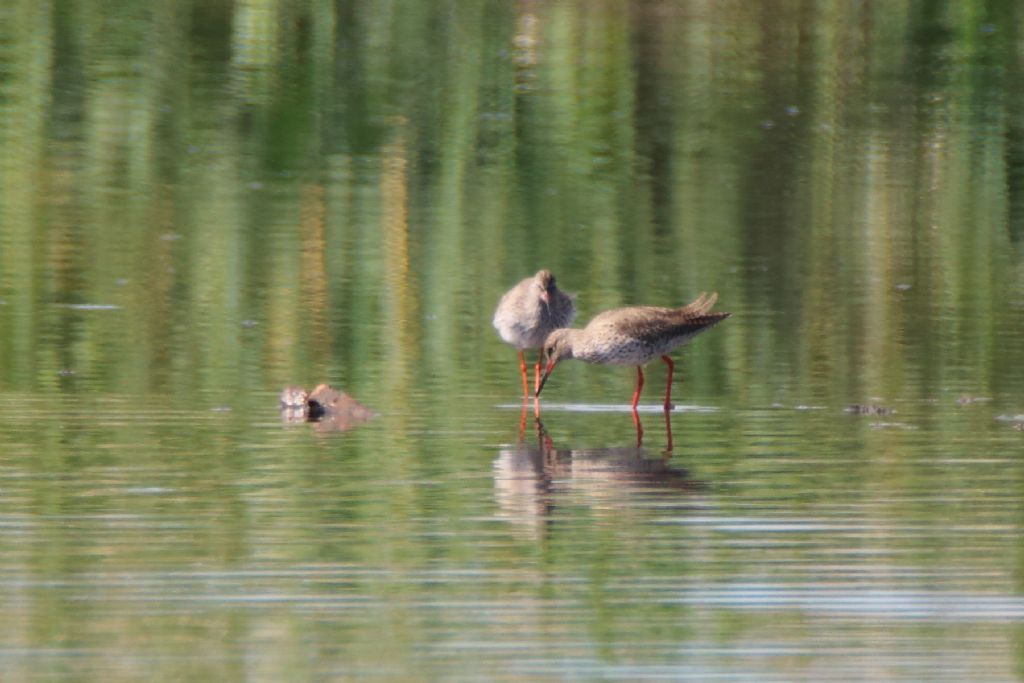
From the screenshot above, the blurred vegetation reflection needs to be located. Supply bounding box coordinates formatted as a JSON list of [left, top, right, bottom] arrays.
[[2, 1, 1024, 680], [1, 1, 1023, 408]]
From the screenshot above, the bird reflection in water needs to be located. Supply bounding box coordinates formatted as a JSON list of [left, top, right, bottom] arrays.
[[494, 417, 702, 537], [520, 401, 675, 452], [632, 407, 675, 451]]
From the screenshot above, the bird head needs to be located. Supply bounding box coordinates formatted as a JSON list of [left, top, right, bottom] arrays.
[[535, 328, 575, 397], [534, 269, 556, 305]]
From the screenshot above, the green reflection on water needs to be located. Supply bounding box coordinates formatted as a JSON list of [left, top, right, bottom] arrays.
[[2, 1, 1024, 680]]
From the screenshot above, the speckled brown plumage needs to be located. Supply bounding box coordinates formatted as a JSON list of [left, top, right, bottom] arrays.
[[537, 292, 730, 410], [493, 270, 576, 398]]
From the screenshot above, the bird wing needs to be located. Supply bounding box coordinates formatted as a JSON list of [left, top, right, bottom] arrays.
[[590, 293, 729, 345], [632, 311, 731, 345]]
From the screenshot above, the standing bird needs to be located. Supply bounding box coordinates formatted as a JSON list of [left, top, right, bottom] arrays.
[[536, 292, 730, 411], [493, 270, 577, 399]]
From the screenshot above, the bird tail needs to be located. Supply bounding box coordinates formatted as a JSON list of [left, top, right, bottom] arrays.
[[684, 291, 719, 316]]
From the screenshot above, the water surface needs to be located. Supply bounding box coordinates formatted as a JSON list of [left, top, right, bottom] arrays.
[[2, 1, 1024, 681]]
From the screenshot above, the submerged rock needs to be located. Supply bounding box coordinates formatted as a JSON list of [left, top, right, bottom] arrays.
[[280, 385, 309, 407], [279, 383, 376, 431], [280, 386, 311, 422]]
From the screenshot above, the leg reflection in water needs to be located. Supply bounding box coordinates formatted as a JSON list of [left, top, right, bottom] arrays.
[[630, 406, 674, 453], [494, 414, 701, 539]]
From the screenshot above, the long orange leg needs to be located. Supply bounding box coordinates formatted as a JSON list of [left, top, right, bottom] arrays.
[[631, 366, 645, 446], [663, 407, 673, 453], [532, 353, 544, 417], [518, 351, 530, 400], [533, 354, 543, 394], [631, 366, 645, 410], [661, 355, 675, 411]]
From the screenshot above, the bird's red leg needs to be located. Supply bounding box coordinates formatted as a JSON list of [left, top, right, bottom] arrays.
[[661, 355, 675, 411], [531, 353, 544, 417], [533, 354, 543, 394], [630, 366, 646, 446], [632, 408, 644, 447], [663, 408, 673, 453], [631, 366, 645, 410], [518, 351, 530, 400]]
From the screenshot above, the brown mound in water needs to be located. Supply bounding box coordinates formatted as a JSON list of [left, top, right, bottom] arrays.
[[280, 383, 376, 431]]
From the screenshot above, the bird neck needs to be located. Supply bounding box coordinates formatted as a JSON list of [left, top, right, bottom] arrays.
[[558, 328, 585, 360]]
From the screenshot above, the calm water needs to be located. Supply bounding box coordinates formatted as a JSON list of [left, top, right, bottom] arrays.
[[3, 1, 1024, 681]]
